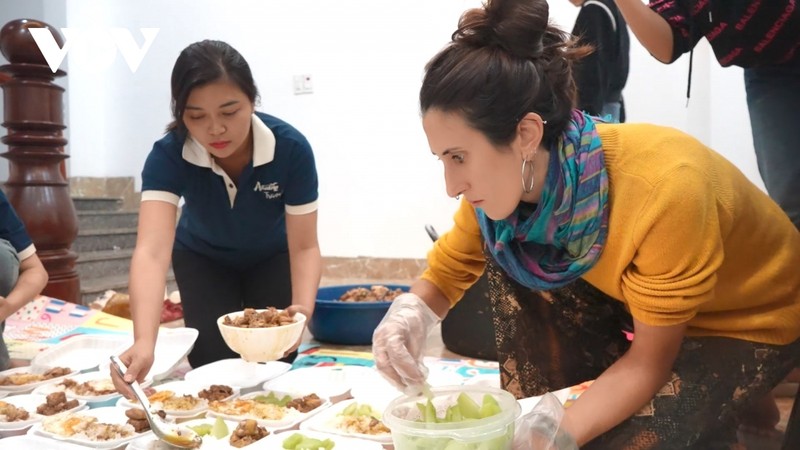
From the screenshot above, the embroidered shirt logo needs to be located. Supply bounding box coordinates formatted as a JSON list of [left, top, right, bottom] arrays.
[[254, 181, 282, 199]]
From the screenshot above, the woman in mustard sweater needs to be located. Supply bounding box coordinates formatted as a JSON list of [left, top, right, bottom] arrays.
[[371, 0, 800, 448]]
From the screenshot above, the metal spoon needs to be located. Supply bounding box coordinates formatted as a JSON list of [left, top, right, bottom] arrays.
[[109, 355, 202, 449]]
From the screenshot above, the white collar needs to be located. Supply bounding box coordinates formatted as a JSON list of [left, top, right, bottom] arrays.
[[181, 113, 276, 167]]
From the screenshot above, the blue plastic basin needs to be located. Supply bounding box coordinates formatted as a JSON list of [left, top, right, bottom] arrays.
[[309, 284, 409, 345]]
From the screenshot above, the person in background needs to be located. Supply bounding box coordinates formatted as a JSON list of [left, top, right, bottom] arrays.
[[569, 0, 630, 122], [110, 40, 321, 393], [612, 0, 799, 227], [614, 0, 800, 442], [0, 190, 48, 370], [371, 0, 800, 448]]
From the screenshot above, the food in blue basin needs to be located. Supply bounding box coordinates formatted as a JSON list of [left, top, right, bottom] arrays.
[[309, 285, 409, 345]]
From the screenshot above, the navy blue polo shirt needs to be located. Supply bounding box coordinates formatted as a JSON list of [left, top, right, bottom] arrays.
[[0, 189, 35, 260], [141, 112, 318, 270]]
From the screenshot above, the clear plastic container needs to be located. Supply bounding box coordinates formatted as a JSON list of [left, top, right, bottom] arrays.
[[383, 385, 521, 450]]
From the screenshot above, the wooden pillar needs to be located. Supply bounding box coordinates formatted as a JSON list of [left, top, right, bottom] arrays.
[[0, 19, 80, 304]]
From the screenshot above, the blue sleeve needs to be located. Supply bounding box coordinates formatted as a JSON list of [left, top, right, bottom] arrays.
[[0, 190, 33, 253], [141, 138, 186, 196], [283, 135, 319, 207]]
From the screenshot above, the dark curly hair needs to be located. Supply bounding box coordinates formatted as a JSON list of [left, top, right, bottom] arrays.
[[420, 0, 590, 149]]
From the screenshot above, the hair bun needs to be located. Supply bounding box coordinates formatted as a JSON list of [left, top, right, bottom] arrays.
[[453, 0, 549, 60]]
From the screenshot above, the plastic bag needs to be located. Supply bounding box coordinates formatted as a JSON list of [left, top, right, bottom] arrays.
[[513, 392, 578, 450]]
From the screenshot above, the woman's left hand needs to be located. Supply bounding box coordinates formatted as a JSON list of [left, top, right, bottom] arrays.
[[513, 393, 578, 450]]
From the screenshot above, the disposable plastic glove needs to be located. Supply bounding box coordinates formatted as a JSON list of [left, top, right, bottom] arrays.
[[513, 392, 579, 450], [372, 293, 441, 396]]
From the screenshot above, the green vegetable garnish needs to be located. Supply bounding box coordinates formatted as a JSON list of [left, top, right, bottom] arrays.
[[253, 391, 293, 406], [211, 416, 228, 439], [338, 402, 381, 419], [187, 423, 212, 436], [415, 393, 501, 423], [282, 432, 335, 449]]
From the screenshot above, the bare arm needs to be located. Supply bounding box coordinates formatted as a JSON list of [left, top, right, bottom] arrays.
[[614, 0, 675, 63], [410, 278, 452, 319], [561, 318, 687, 445], [285, 210, 321, 318], [0, 253, 47, 321], [128, 201, 177, 349]]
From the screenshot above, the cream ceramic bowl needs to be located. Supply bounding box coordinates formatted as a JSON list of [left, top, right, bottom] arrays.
[[216, 310, 306, 362]]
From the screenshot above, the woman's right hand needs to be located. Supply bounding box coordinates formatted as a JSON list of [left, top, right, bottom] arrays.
[[109, 340, 155, 400], [371, 293, 441, 395]]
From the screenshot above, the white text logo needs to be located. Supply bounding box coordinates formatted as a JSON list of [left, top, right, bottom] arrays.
[[254, 181, 282, 199], [30, 27, 159, 73]]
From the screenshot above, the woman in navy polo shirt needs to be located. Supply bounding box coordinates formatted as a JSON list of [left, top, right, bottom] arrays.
[[0, 190, 48, 370], [113, 40, 321, 384]]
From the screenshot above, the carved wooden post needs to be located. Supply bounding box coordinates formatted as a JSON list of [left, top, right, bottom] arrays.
[[0, 19, 80, 304]]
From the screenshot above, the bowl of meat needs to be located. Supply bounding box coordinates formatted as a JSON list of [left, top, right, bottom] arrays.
[[217, 307, 306, 363], [308, 284, 409, 345]]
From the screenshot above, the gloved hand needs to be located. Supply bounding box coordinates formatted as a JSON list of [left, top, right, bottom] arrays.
[[513, 392, 578, 450], [372, 293, 441, 395]]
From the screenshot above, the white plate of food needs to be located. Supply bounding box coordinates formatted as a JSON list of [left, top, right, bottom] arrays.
[[462, 373, 502, 389], [348, 365, 463, 410], [262, 365, 375, 400], [28, 406, 148, 449], [0, 366, 78, 394], [125, 417, 269, 449], [117, 380, 239, 418], [516, 387, 572, 416], [299, 398, 392, 445], [32, 369, 152, 408], [206, 388, 330, 431], [0, 393, 87, 437], [0, 434, 89, 449], [184, 359, 291, 391], [260, 429, 384, 450]]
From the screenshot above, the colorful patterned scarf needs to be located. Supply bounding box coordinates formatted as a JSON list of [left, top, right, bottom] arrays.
[[476, 110, 609, 290]]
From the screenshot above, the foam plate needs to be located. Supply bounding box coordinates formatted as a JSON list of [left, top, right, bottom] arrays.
[[206, 389, 330, 431], [516, 387, 571, 417], [125, 418, 245, 450], [462, 373, 502, 389], [117, 380, 239, 418], [32, 370, 152, 407], [0, 434, 89, 449], [0, 366, 80, 394], [348, 365, 464, 410], [299, 398, 393, 445], [260, 429, 385, 450], [113, 327, 199, 380], [31, 334, 130, 374], [28, 406, 149, 449], [0, 393, 87, 437], [184, 359, 291, 390], [262, 365, 375, 399]]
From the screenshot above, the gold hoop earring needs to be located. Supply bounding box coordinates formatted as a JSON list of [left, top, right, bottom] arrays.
[[521, 159, 535, 194]]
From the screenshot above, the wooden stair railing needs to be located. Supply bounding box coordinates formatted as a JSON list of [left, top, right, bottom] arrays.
[[0, 19, 80, 304]]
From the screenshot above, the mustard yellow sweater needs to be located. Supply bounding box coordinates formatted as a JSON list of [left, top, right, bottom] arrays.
[[422, 124, 800, 345]]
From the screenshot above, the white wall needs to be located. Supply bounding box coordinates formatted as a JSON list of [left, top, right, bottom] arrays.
[[8, 0, 762, 258]]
